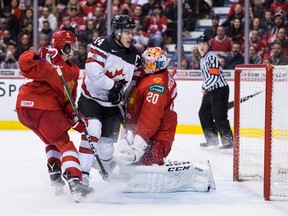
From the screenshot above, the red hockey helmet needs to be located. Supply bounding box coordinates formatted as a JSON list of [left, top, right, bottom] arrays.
[[51, 30, 78, 52], [142, 47, 168, 74]]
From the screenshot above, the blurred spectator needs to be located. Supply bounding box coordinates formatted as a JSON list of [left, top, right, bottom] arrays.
[[218, 55, 227, 69], [249, 45, 263, 64], [262, 54, 271, 64], [210, 25, 233, 57], [204, 14, 220, 39], [221, 3, 244, 29], [0, 29, 17, 53], [242, 29, 267, 57], [17, 34, 32, 56], [269, 40, 288, 65], [79, 19, 97, 45], [164, 0, 177, 44], [20, 8, 33, 30], [191, 46, 201, 69], [119, 0, 136, 16], [66, 0, 84, 15], [269, 9, 286, 35], [213, 0, 225, 6], [67, 7, 86, 35], [39, 20, 53, 42], [38, 6, 58, 32], [111, 5, 120, 17], [225, 42, 244, 69], [60, 16, 76, 33], [253, 0, 266, 20], [269, 0, 288, 16], [142, 0, 157, 17], [133, 19, 149, 52], [181, 57, 191, 69], [143, 3, 167, 47], [91, 6, 107, 36], [0, 43, 19, 69], [250, 17, 266, 39], [167, 45, 188, 69], [72, 43, 87, 69], [183, 0, 197, 32], [225, 17, 244, 45], [262, 10, 274, 33], [82, 0, 101, 18], [269, 28, 288, 54], [131, 4, 145, 27], [11, 0, 22, 21], [1, 6, 19, 42], [44, 0, 59, 21], [20, 21, 34, 45], [198, 0, 212, 18], [227, 0, 251, 18], [37, 33, 49, 50]]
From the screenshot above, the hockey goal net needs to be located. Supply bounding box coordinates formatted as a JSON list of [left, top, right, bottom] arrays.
[[233, 64, 288, 201]]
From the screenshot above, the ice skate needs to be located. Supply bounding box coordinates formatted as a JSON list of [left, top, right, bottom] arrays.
[[49, 171, 65, 195], [68, 178, 91, 202], [82, 172, 95, 194]]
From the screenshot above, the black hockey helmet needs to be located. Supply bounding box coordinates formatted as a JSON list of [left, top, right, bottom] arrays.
[[111, 15, 136, 35], [196, 34, 210, 45]]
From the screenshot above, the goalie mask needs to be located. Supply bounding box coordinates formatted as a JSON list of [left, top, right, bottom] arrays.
[[142, 47, 168, 74], [51, 30, 78, 58]]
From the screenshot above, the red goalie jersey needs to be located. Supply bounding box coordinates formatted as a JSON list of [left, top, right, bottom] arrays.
[[126, 68, 177, 163]]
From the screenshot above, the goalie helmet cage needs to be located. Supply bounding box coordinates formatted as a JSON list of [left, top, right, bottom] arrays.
[[233, 64, 288, 201]]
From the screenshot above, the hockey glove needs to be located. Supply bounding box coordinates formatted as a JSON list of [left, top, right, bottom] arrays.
[[67, 112, 88, 133], [108, 79, 128, 105], [114, 134, 148, 165], [40, 46, 64, 66]]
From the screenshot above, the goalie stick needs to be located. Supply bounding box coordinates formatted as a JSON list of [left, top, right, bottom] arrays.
[[109, 160, 216, 193], [45, 49, 108, 180]]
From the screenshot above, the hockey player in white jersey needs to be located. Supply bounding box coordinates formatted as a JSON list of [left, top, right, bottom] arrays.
[[77, 15, 142, 187]]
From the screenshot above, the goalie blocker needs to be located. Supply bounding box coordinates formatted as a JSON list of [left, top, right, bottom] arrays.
[[108, 160, 216, 193]]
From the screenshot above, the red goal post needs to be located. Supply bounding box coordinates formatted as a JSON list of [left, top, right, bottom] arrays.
[[233, 64, 288, 201]]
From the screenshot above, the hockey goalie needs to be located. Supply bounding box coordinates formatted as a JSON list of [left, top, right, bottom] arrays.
[[106, 47, 216, 193]]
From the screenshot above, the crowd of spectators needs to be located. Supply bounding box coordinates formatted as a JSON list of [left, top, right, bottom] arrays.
[[0, 0, 287, 70]]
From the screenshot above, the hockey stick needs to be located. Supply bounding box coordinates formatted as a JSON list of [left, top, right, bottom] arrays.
[[48, 55, 109, 180]]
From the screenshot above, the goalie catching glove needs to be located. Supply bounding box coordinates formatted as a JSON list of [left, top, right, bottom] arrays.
[[108, 79, 128, 105], [67, 112, 88, 133], [114, 132, 148, 165]]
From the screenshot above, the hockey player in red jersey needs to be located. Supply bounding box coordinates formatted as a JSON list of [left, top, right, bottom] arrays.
[[114, 47, 178, 165], [15, 30, 90, 202], [77, 15, 142, 185]]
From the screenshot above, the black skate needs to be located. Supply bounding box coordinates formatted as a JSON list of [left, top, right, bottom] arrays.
[[49, 171, 65, 195]]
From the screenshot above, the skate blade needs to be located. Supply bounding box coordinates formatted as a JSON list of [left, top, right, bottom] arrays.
[[200, 145, 219, 151], [55, 187, 64, 195], [219, 148, 233, 154], [72, 192, 85, 203]]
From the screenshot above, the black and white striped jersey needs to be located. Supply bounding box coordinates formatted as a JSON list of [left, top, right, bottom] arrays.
[[81, 35, 142, 107], [200, 51, 228, 91]]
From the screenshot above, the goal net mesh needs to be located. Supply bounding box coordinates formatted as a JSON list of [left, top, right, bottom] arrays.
[[235, 65, 288, 200]]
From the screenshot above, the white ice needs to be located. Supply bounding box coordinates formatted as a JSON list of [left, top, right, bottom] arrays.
[[1, 130, 288, 216]]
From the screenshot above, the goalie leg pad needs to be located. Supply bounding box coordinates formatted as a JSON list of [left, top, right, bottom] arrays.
[[109, 161, 216, 193]]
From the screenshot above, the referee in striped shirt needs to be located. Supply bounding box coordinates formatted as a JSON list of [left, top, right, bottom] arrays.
[[196, 34, 233, 150]]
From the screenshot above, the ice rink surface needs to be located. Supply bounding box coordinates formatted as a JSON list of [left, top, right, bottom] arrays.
[[1, 130, 288, 216]]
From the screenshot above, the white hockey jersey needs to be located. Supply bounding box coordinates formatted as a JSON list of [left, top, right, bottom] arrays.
[[81, 35, 142, 107]]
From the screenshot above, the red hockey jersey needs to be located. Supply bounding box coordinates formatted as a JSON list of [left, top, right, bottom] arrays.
[[126, 70, 177, 143], [16, 51, 79, 115]]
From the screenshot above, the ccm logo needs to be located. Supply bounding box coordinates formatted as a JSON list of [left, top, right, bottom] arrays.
[[168, 166, 190, 172]]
